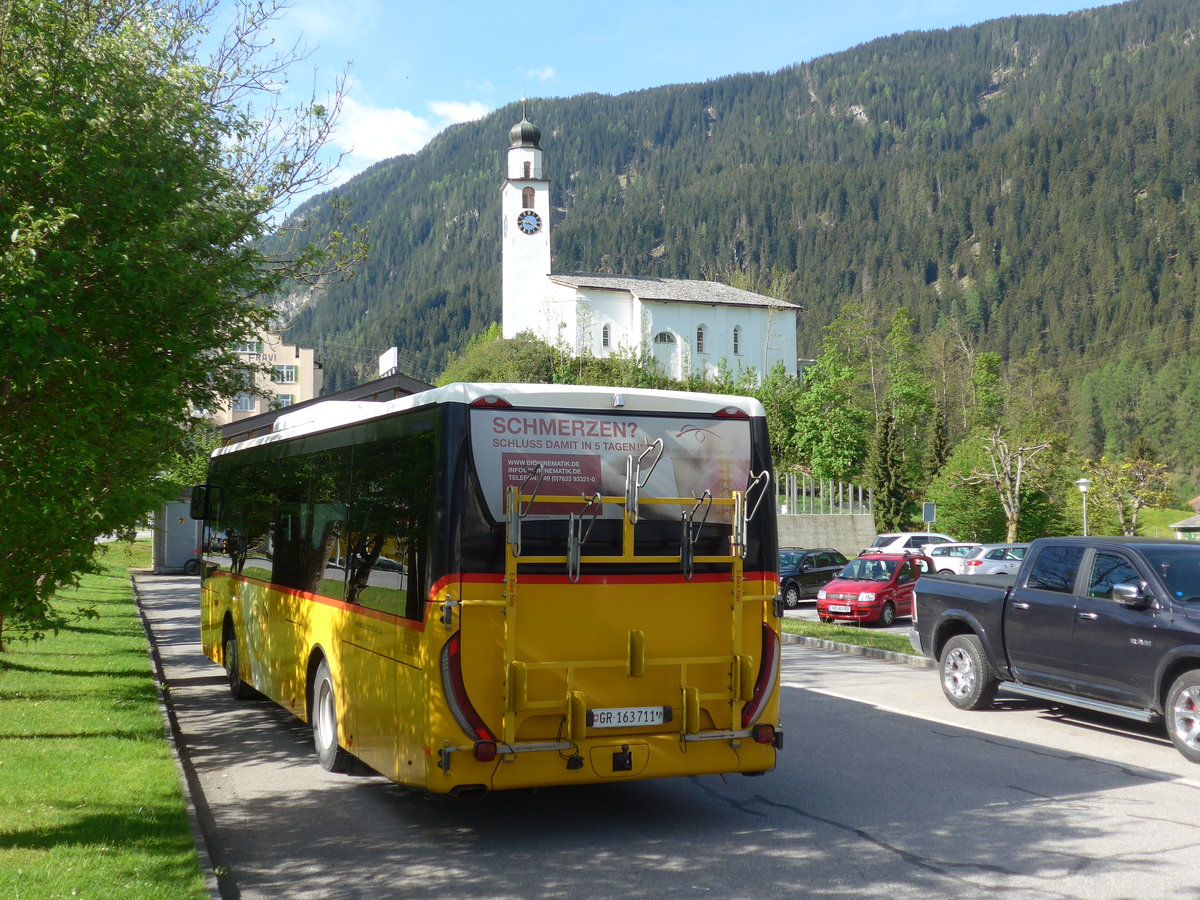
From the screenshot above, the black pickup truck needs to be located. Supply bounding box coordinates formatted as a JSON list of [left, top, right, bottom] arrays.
[[909, 536, 1200, 762]]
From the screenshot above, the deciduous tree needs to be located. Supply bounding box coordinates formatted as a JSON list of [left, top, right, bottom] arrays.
[[0, 0, 357, 647], [1084, 456, 1175, 536]]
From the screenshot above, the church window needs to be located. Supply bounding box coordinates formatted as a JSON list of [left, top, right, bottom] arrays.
[[653, 332, 675, 344], [733, 326, 743, 355], [696, 325, 706, 353], [523, 162, 531, 178], [522, 186, 535, 207], [602, 324, 611, 349]]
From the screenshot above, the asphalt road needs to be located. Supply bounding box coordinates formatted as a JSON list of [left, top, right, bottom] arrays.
[[135, 572, 1200, 900]]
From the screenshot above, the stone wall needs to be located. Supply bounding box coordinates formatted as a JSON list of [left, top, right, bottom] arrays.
[[777, 513, 877, 557]]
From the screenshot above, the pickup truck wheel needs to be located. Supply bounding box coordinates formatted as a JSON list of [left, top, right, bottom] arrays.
[[940, 634, 998, 710], [1166, 671, 1200, 763]]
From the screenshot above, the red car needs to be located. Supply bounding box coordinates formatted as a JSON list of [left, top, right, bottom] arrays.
[[815, 552, 934, 626]]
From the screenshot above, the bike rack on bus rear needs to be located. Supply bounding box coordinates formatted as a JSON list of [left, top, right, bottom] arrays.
[[437, 442, 776, 771]]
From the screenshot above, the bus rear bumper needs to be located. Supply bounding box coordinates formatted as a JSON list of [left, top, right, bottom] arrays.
[[432, 729, 779, 793]]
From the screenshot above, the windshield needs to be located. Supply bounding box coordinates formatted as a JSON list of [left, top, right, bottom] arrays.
[[839, 558, 897, 582], [779, 551, 803, 569]]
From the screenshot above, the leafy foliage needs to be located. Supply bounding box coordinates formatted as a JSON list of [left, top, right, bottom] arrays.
[[1085, 456, 1175, 536], [0, 0, 353, 643]]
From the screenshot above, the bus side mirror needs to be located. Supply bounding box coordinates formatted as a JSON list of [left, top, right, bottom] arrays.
[[190, 484, 223, 521]]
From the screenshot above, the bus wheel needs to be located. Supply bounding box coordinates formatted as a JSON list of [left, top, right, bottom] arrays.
[[223, 623, 248, 701], [312, 659, 351, 772]]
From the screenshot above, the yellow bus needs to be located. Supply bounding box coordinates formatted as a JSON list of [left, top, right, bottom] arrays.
[[191, 383, 782, 796]]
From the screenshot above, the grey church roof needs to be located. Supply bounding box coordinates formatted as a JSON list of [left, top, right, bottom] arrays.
[[550, 274, 801, 311]]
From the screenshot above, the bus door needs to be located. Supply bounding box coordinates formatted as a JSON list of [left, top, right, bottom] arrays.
[[337, 436, 431, 781]]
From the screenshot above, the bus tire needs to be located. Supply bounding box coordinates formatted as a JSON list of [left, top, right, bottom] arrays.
[[223, 622, 249, 701], [312, 659, 351, 772], [183, 558, 201, 576]]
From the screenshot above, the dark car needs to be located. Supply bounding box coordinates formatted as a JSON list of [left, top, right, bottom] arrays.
[[779, 548, 850, 609]]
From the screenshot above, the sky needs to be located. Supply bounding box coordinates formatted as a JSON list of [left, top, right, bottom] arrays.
[[210, 0, 1114, 203]]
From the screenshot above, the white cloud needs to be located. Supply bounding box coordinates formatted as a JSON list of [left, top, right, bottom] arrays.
[[526, 67, 556, 82], [429, 100, 490, 123], [327, 96, 493, 185]]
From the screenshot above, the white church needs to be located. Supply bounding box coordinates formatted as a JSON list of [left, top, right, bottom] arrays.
[[500, 110, 801, 380]]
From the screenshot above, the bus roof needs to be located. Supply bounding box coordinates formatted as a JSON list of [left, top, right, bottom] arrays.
[[214, 382, 766, 457]]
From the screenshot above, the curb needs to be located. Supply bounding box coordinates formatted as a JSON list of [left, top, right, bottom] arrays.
[[781, 631, 936, 669], [130, 573, 229, 900]]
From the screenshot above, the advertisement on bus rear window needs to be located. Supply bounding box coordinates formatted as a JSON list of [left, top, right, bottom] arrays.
[[470, 408, 751, 520]]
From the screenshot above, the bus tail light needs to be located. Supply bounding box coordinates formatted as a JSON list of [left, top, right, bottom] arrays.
[[440, 632, 497, 742], [741, 624, 781, 728], [713, 406, 749, 418], [473, 740, 498, 762], [752, 723, 775, 744], [470, 394, 512, 408]]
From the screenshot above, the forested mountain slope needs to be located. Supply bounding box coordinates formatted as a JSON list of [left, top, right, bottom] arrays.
[[277, 0, 1200, 402]]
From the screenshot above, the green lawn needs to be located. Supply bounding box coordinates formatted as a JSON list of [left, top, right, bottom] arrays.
[[781, 615, 919, 655], [0, 541, 206, 899], [1138, 507, 1194, 538]]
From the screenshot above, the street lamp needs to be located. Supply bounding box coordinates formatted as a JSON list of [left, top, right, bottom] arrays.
[[1075, 478, 1093, 536]]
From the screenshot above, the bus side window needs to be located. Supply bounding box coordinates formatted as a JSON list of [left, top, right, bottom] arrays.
[[269, 451, 351, 597], [345, 432, 435, 620]]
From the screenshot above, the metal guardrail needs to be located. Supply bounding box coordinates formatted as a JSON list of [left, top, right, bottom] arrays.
[[778, 473, 872, 516]]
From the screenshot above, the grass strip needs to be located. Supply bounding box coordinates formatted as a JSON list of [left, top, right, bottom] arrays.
[[781, 616, 919, 655], [0, 540, 206, 900]]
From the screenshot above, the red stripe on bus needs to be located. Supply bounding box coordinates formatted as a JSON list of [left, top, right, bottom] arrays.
[[206, 570, 427, 632], [208, 567, 779, 631]]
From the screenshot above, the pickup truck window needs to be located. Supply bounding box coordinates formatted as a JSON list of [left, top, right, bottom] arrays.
[[1087, 553, 1139, 600], [1025, 545, 1085, 593], [1146, 547, 1200, 603]]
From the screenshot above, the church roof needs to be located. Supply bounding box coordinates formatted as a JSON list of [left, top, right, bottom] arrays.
[[549, 274, 801, 311]]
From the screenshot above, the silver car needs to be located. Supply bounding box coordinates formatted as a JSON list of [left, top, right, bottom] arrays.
[[962, 543, 1029, 576], [926, 542, 983, 575]]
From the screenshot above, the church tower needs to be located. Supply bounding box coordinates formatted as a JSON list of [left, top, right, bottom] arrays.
[[501, 105, 552, 338]]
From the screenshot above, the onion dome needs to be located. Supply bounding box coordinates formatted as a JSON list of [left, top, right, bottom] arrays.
[[509, 115, 541, 149]]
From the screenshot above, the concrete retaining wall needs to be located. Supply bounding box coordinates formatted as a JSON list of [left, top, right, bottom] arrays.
[[777, 513, 877, 557]]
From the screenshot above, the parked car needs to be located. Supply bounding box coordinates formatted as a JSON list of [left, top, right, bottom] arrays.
[[926, 542, 983, 575], [778, 548, 850, 609], [961, 543, 1029, 576], [863, 532, 956, 555], [816, 552, 934, 626]]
